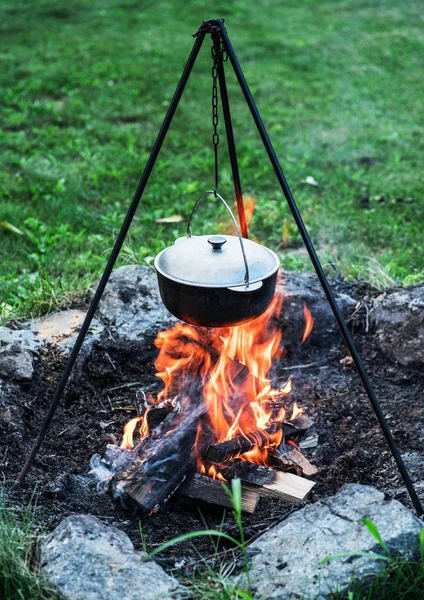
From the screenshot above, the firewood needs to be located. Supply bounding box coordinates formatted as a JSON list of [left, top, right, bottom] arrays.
[[217, 460, 315, 503], [177, 472, 259, 514], [267, 448, 318, 477], [115, 400, 201, 513], [299, 427, 319, 449], [285, 446, 318, 476], [219, 458, 301, 481], [245, 471, 315, 503], [206, 420, 308, 463]]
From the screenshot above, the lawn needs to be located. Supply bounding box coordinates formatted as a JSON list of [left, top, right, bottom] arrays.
[[1, 0, 424, 320]]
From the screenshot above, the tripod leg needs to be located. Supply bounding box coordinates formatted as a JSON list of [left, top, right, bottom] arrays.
[[11, 32, 206, 490], [212, 34, 248, 238], [219, 21, 423, 516]]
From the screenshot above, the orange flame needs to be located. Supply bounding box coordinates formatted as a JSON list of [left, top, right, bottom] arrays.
[[121, 416, 145, 449], [290, 401, 303, 421], [120, 288, 313, 474], [301, 303, 314, 343]]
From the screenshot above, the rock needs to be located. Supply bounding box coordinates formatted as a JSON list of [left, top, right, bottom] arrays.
[[39, 514, 180, 600], [401, 452, 424, 493], [30, 309, 103, 354], [242, 483, 423, 599], [0, 343, 34, 381], [1, 310, 103, 360], [278, 272, 357, 347], [93, 265, 176, 342], [0, 326, 43, 353], [370, 285, 424, 367]]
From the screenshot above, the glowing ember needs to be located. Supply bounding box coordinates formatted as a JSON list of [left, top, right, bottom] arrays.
[[120, 286, 314, 474]]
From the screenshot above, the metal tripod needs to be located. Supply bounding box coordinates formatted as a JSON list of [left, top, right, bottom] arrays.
[[11, 19, 423, 517]]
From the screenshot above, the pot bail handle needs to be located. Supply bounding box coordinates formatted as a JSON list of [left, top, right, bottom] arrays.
[[186, 190, 250, 286]]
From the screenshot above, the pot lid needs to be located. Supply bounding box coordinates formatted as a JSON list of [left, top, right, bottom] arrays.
[[154, 234, 280, 288]]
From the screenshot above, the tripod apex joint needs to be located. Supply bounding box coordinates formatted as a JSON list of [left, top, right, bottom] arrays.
[[193, 18, 225, 38]]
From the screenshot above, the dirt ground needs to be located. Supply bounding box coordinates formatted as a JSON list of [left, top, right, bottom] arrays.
[[2, 280, 423, 575]]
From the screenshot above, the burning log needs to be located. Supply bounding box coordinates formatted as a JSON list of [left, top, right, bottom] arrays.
[[218, 457, 302, 480], [115, 398, 202, 513], [177, 472, 259, 514], [206, 420, 310, 463]]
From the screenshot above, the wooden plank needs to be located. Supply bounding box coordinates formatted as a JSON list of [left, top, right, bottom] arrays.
[[245, 471, 315, 504], [177, 473, 259, 514]]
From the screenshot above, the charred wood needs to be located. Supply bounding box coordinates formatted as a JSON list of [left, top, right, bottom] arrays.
[[115, 398, 202, 513], [218, 458, 301, 482], [206, 420, 310, 463]]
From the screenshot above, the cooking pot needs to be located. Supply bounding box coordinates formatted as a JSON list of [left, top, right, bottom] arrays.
[[154, 191, 280, 327]]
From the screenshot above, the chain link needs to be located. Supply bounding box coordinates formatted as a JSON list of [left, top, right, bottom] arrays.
[[211, 37, 227, 194], [211, 43, 220, 193]]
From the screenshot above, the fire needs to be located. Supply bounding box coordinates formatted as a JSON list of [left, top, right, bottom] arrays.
[[301, 303, 314, 343], [290, 401, 303, 421], [121, 416, 144, 449], [120, 287, 314, 474]]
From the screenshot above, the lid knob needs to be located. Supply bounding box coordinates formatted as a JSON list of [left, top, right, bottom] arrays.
[[208, 235, 227, 251]]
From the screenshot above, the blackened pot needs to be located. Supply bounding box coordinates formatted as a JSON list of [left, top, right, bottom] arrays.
[[154, 233, 280, 327]]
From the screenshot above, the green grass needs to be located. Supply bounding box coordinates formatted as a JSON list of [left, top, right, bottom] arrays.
[[0, 497, 56, 600], [1, 0, 424, 319], [330, 521, 424, 600]]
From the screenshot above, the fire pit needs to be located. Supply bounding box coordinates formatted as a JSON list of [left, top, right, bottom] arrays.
[[89, 289, 317, 513]]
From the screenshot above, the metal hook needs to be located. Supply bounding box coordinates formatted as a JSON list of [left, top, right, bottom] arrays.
[[186, 190, 250, 286]]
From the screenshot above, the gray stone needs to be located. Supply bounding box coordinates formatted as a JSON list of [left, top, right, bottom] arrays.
[[241, 484, 423, 599], [40, 514, 180, 600], [0, 326, 44, 353], [370, 285, 424, 367], [0, 343, 34, 381], [401, 452, 424, 493], [30, 309, 103, 354], [93, 265, 176, 341], [278, 272, 357, 347]]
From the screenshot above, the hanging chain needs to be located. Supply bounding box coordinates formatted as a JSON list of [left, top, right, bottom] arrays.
[[211, 37, 227, 195]]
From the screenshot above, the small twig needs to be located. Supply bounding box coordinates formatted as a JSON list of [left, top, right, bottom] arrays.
[[135, 390, 147, 417], [314, 391, 350, 404], [364, 302, 370, 333], [105, 351, 116, 371], [106, 381, 143, 392], [346, 302, 364, 322], [279, 360, 325, 371]]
